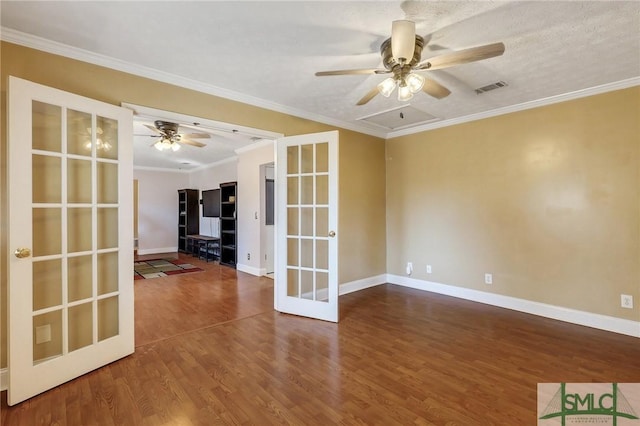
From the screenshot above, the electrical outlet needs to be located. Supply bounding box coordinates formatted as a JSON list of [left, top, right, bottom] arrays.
[[406, 262, 413, 275], [621, 294, 633, 309], [247, 253, 251, 260], [426, 265, 432, 274], [484, 273, 493, 285]]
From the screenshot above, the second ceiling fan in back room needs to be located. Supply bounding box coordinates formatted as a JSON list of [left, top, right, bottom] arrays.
[[143, 120, 210, 152], [315, 20, 506, 105]]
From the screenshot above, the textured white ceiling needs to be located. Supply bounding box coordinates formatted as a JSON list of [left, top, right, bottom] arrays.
[[131, 120, 249, 171], [2, 1, 639, 170], [126, 104, 281, 170]]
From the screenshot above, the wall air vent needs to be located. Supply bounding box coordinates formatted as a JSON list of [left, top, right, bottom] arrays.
[[475, 81, 508, 94]]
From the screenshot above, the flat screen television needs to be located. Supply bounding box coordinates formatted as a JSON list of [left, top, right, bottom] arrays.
[[202, 189, 220, 217]]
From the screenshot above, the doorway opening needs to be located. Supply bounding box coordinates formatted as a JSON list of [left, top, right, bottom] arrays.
[[261, 163, 275, 278]]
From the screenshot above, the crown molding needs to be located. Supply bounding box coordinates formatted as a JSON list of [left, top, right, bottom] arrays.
[[4, 28, 636, 142], [234, 139, 275, 155], [133, 165, 191, 174], [189, 155, 238, 173], [387, 77, 640, 138], [134, 157, 238, 173], [2, 27, 387, 139]]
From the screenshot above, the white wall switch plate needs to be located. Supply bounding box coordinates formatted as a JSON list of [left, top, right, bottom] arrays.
[[485, 273, 493, 285], [426, 265, 432, 274], [35, 324, 51, 344]]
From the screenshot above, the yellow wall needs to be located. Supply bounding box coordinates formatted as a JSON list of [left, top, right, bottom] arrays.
[[386, 87, 640, 321], [0, 42, 387, 368], [339, 130, 387, 283], [1, 40, 637, 373]]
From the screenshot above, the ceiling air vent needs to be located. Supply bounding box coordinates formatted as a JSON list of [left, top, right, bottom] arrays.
[[358, 105, 439, 130], [475, 81, 508, 94]]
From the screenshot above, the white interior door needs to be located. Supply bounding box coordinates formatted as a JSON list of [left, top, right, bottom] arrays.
[[7, 76, 134, 405], [275, 131, 338, 322]]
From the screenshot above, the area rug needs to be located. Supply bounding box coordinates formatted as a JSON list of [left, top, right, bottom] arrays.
[[134, 258, 203, 280]]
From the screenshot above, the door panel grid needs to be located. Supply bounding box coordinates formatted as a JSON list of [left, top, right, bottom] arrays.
[[29, 101, 121, 364], [286, 142, 330, 302], [276, 130, 338, 323], [8, 77, 134, 405]]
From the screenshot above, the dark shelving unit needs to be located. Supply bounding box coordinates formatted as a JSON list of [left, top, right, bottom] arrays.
[[219, 182, 237, 268], [178, 189, 199, 252]]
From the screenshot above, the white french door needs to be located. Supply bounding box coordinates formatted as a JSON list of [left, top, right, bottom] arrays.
[[7, 77, 134, 405], [275, 131, 339, 322]]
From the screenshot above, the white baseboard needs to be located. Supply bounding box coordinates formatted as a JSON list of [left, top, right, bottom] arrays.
[[340, 274, 386, 296], [387, 274, 640, 338], [137, 247, 178, 256], [1, 368, 7, 391], [294, 274, 387, 301], [236, 263, 266, 276]]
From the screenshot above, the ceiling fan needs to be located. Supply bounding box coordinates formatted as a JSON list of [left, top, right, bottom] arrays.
[[143, 120, 210, 152], [315, 20, 505, 105]]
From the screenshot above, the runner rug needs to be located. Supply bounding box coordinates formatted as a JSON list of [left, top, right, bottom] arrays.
[[134, 258, 203, 280]]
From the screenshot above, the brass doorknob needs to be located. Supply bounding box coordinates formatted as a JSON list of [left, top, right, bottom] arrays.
[[328, 231, 336, 238], [14, 248, 31, 258]]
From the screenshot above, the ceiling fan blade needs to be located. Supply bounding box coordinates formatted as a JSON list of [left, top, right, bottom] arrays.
[[144, 124, 163, 134], [391, 20, 416, 64], [316, 68, 389, 76], [180, 138, 207, 148], [356, 86, 380, 106], [182, 132, 211, 139], [422, 78, 451, 99], [415, 42, 505, 71]]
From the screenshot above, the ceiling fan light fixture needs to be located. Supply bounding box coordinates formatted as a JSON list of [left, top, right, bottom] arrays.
[[391, 20, 416, 63], [315, 20, 506, 107], [405, 73, 425, 94], [171, 142, 181, 152], [377, 77, 397, 97], [397, 84, 413, 102], [154, 138, 174, 151]]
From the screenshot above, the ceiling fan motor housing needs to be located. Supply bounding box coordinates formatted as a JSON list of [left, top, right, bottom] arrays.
[[149, 120, 209, 148], [154, 120, 180, 136], [381, 35, 425, 70]]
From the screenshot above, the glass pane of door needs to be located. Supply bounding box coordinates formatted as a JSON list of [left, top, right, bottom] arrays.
[[32, 101, 61, 153], [67, 109, 92, 156], [32, 259, 62, 311]]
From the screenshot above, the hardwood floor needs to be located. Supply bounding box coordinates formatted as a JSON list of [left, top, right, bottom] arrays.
[[133, 253, 274, 348], [2, 253, 639, 425]]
